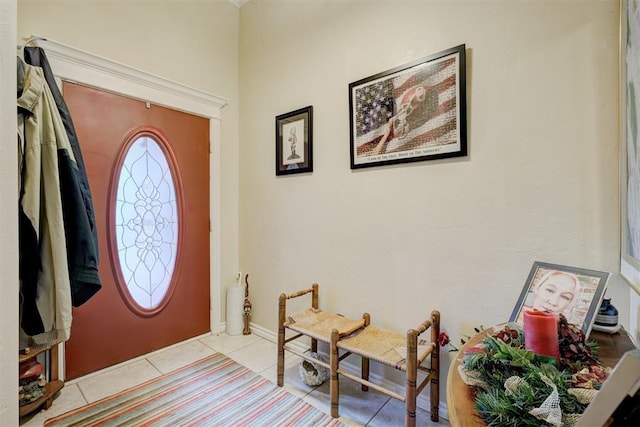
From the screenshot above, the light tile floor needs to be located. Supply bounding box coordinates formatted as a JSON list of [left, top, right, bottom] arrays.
[[20, 332, 448, 426]]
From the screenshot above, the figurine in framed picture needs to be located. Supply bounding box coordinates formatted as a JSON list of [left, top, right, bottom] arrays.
[[287, 126, 300, 161], [275, 106, 313, 175]]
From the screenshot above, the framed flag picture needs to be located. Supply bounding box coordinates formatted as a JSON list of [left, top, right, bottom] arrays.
[[349, 44, 467, 169]]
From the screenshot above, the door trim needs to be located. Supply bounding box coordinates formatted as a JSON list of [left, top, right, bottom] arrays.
[[29, 35, 228, 379], [35, 35, 227, 117]]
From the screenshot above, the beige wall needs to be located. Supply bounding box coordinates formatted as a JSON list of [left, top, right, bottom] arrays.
[[239, 0, 631, 403]]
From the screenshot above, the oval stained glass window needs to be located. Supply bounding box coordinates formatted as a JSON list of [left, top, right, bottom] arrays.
[[113, 134, 179, 311]]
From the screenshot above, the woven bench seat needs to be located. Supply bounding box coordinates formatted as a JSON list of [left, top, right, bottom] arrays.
[[336, 325, 436, 371], [285, 308, 366, 342]]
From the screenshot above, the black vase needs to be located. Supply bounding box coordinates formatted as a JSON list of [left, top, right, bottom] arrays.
[[595, 298, 618, 327]]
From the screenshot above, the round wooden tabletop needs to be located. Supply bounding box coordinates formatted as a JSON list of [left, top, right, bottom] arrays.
[[445, 328, 492, 427], [445, 326, 636, 427]]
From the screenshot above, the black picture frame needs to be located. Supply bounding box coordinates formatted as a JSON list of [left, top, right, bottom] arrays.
[[275, 106, 313, 176], [349, 44, 467, 170], [508, 261, 610, 336]]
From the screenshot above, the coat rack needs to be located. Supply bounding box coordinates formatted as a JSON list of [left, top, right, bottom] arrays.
[[17, 35, 47, 51]]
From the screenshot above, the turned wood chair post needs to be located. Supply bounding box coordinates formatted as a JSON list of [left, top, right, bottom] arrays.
[[311, 283, 319, 310], [311, 283, 319, 353], [361, 313, 371, 392], [277, 293, 286, 387], [405, 329, 419, 427], [330, 328, 340, 419], [430, 310, 440, 422]]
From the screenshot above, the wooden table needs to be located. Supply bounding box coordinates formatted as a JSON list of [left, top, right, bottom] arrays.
[[446, 327, 637, 426]]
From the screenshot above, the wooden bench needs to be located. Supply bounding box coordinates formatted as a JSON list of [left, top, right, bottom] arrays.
[[277, 284, 440, 426], [330, 311, 440, 427]]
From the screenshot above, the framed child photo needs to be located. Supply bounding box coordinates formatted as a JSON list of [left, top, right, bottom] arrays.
[[509, 261, 610, 336], [275, 106, 313, 176]]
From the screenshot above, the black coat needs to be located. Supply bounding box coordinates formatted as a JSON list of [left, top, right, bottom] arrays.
[[24, 47, 101, 308]]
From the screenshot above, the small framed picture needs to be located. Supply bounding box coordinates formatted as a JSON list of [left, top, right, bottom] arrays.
[[349, 44, 467, 169], [509, 261, 610, 336], [275, 106, 313, 176]]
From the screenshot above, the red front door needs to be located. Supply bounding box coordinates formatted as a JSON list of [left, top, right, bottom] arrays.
[[62, 82, 211, 380]]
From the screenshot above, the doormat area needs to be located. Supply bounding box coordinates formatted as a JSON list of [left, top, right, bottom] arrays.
[[45, 353, 344, 426]]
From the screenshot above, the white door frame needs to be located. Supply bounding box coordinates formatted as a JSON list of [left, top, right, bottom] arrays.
[[29, 36, 228, 379], [2, 2, 19, 425]]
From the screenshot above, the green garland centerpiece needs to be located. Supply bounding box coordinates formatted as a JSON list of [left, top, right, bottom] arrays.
[[448, 315, 610, 427]]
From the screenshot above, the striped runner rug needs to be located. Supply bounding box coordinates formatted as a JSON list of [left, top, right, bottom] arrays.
[[45, 353, 344, 427]]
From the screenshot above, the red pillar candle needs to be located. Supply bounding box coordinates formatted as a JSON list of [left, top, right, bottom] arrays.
[[523, 310, 560, 362]]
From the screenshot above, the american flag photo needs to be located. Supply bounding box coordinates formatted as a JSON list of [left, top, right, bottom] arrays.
[[349, 44, 466, 169]]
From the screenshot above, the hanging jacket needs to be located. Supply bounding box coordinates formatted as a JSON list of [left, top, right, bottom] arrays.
[[18, 61, 73, 349], [24, 47, 101, 307], [17, 57, 43, 339]]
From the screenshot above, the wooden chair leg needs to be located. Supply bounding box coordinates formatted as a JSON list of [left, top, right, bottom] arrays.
[[430, 310, 440, 421], [361, 357, 370, 392], [311, 284, 319, 353], [277, 293, 286, 387], [361, 313, 370, 391], [405, 329, 418, 427], [330, 329, 340, 418]]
